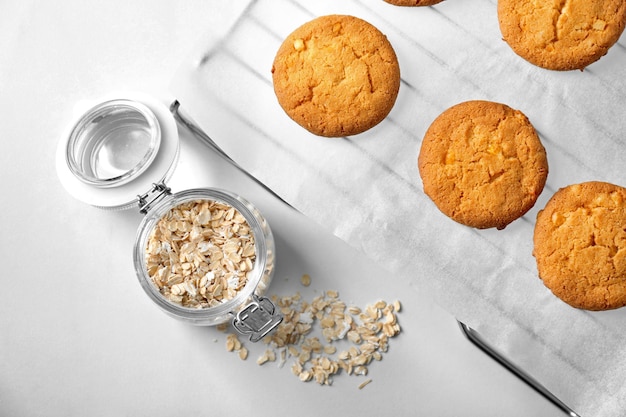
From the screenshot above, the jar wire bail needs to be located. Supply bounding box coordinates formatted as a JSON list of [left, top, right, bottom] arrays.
[[232, 295, 284, 342]]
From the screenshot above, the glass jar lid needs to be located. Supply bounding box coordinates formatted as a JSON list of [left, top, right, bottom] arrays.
[[56, 92, 180, 210], [66, 99, 161, 188]]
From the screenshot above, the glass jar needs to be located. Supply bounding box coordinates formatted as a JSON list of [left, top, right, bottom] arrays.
[[56, 92, 282, 342]]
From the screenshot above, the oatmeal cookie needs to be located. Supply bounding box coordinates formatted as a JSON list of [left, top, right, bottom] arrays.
[[533, 181, 626, 310], [271, 15, 400, 137], [418, 100, 548, 229], [498, 0, 626, 70]]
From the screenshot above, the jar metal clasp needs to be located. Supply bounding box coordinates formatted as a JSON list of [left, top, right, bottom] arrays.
[[138, 182, 171, 214], [233, 295, 283, 342]]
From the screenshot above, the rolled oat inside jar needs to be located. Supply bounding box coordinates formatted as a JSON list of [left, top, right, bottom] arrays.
[[145, 199, 256, 309]]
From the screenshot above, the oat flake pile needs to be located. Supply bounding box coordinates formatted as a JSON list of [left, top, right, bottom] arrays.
[[145, 199, 256, 308], [221, 276, 402, 387]]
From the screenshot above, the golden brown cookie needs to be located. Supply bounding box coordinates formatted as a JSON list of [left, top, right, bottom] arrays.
[[271, 15, 400, 137], [418, 100, 548, 230], [533, 182, 626, 310], [498, 0, 626, 71], [383, 0, 444, 6]]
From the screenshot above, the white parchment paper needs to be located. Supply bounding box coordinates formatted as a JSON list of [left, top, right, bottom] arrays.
[[170, 1, 626, 415]]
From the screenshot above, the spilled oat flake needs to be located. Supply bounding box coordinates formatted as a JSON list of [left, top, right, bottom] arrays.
[[219, 273, 402, 388]]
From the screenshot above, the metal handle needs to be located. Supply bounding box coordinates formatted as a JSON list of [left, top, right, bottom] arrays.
[[458, 322, 580, 417], [169, 100, 293, 208]]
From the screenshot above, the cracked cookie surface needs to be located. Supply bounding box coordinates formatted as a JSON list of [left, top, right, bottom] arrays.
[[418, 100, 548, 230], [498, 0, 626, 70], [533, 182, 626, 310], [271, 15, 400, 137]]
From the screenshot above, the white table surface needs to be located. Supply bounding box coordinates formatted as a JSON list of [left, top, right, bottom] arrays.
[[0, 1, 565, 415]]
